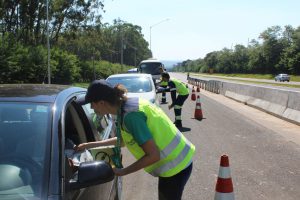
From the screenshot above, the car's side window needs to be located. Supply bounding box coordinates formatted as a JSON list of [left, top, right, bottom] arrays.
[[81, 103, 114, 140]]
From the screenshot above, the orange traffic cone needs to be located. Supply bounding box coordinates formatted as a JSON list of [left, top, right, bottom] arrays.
[[194, 95, 203, 120], [214, 155, 234, 200], [191, 86, 196, 101], [197, 85, 200, 92]]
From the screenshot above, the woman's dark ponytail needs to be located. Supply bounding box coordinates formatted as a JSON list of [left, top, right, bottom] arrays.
[[113, 84, 128, 105]]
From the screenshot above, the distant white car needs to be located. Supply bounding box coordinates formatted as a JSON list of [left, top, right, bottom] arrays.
[[106, 73, 158, 105]]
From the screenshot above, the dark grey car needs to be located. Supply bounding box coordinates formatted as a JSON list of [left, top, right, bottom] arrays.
[[275, 74, 290, 82], [0, 84, 122, 200]]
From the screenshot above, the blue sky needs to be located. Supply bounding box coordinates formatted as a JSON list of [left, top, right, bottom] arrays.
[[101, 0, 300, 61]]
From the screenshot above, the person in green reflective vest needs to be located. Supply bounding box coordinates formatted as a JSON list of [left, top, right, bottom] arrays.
[[160, 72, 189, 128], [76, 79, 195, 200]]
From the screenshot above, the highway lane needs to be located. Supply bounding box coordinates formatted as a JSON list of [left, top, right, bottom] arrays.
[[120, 73, 300, 200]]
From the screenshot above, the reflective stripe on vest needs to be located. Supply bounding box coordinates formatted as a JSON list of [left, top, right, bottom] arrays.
[[121, 98, 195, 177]]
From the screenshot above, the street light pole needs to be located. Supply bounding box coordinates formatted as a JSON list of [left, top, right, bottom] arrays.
[[149, 18, 169, 56]]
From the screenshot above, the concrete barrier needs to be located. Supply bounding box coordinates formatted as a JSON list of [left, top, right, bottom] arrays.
[[220, 82, 300, 125]]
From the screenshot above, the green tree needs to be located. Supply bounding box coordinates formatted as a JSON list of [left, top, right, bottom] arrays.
[[278, 26, 300, 74], [204, 51, 219, 72], [51, 48, 80, 84], [232, 44, 249, 73]]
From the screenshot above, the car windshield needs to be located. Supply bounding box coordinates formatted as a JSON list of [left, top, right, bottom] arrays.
[[107, 76, 153, 93], [0, 102, 51, 199], [139, 62, 161, 75]]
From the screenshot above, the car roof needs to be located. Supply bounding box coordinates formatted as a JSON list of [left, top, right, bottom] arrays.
[[0, 84, 85, 103], [127, 68, 138, 71], [107, 73, 153, 78], [140, 59, 162, 64]]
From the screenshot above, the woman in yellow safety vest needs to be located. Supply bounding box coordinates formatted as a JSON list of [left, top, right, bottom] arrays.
[[76, 79, 195, 200]]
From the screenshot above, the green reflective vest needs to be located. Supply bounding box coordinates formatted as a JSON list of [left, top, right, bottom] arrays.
[[160, 80, 168, 87], [121, 98, 195, 177], [170, 78, 189, 95], [160, 76, 168, 86]]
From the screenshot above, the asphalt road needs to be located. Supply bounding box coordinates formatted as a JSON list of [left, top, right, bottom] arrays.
[[120, 73, 300, 200]]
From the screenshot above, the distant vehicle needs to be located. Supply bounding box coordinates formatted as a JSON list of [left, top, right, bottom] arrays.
[[275, 74, 290, 82], [0, 84, 121, 200], [127, 68, 139, 73], [106, 73, 158, 105], [138, 58, 164, 84]]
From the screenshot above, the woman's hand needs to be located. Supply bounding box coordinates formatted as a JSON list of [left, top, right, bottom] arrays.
[[113, 167, 127, 176], [74, 143, 88, 151]]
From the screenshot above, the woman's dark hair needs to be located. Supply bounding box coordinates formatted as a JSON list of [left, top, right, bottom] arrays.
[[111, 84, 128, 106]]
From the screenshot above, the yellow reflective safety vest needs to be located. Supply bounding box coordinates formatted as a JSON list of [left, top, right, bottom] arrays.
[[170, 78, 189, 95], [121, 98, 195, 177], [160, 77, 168, 87]]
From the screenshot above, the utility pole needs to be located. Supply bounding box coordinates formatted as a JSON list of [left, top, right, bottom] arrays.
[[134, 47, 137, 67], [121, 31, 124, 72], [46, 0, 51, 84], [92, 48, 95, 80]]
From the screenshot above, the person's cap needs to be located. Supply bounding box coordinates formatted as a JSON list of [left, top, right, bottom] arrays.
[[78, 79, 115, 104]]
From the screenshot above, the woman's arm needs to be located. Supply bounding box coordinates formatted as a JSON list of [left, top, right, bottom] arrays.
[[75, 137, 118, 151]]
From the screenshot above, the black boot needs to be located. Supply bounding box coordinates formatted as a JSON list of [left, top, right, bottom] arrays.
[[175, 120, 182, 128]]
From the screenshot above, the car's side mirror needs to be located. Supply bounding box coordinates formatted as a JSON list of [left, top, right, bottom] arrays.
[[68, 160, 114, 190]]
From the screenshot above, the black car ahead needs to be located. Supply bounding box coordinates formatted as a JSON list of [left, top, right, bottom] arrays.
[[0, 84, 122, 200]]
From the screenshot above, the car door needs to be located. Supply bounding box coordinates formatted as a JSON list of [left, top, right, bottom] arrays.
[[63, 99, 119, 200]]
